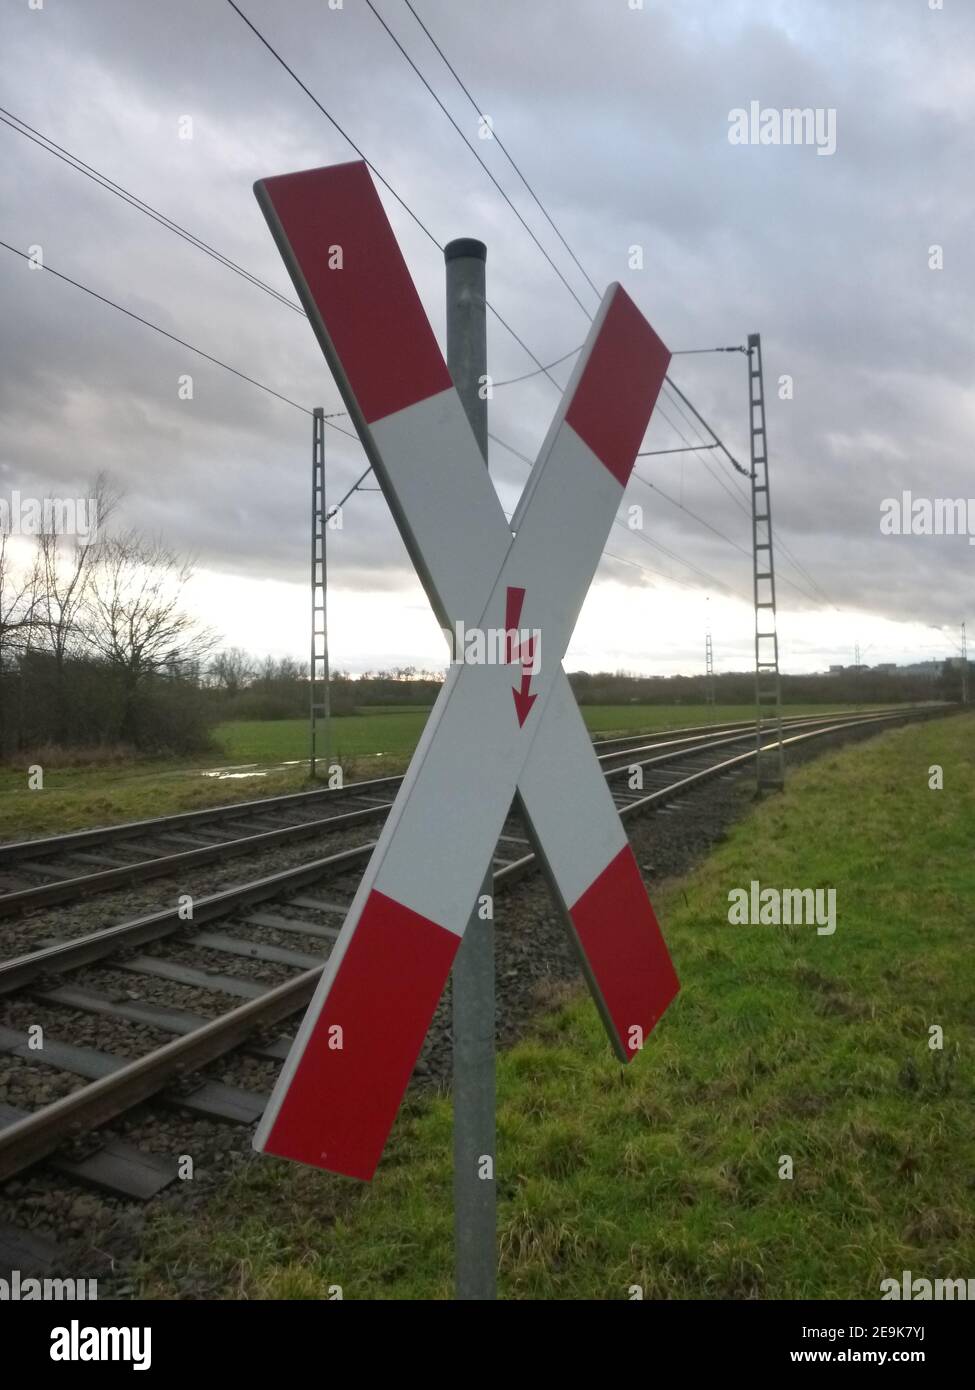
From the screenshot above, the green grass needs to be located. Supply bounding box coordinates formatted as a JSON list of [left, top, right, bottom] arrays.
[[137, 711, 975, 1299], [0, 761, 320, 842], [0, 703, 861, 842], [214, 707, 430, 763], [215, 702, 862, 763]]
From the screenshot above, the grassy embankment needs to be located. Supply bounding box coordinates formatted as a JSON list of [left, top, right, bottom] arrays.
[[137, 711, 974, 1299], [0, 703, 861, 840]]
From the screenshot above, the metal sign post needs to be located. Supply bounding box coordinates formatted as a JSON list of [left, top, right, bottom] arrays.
[[249, 161, 680, 1259], [445, 237, 496, 1301]]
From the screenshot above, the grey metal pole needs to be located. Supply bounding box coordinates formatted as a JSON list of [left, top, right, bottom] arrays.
[[445, 236, 496, 1301]]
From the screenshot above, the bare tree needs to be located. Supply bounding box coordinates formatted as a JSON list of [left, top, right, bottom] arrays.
[[38, 471, 120, 738], [209, 646, 255, 694], [85, 531, 218, 740], [0, 533, 43, 753], [0, 533, 41, 657]]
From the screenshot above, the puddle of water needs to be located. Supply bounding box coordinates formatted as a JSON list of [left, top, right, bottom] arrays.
[[200, 769, 269, 781]]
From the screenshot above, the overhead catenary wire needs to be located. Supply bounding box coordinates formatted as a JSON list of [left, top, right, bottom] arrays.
[[629, 470, 822, 605], [8, 12, 778, 591], [487, 430, 751, 603], [0, 96, 579, 415], [392, 0, 753, 484], [492, 345, 582, 387], [0, 237, 796, 611], [363, 0, 593, 319], [224, 0, 564, 391], [392, 0, 838, 610], [399, 0, 602, 306], [379, 0, 840, 608], [8, 7, 829, 613], [0, 107, 306, 319], [0, 239, 360, 438], [0, 122, 741, 550]]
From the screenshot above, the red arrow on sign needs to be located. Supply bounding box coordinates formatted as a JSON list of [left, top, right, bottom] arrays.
[[505, 585, 537, 726], [513, 656, 537, 728]]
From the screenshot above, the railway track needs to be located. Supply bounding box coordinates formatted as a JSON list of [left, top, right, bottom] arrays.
[[0, 703, 948, 1271], [0, 707, 919, 918]]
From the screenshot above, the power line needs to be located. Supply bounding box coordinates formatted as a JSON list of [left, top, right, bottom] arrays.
[[655, 383, 752, 509], [0, 107, 305, 318], [631, 470, 821, 604], [333, 0, 761, 503], [20, 0, 761, 580], [363, 0, 592, 319], [487, 429, 751, 602], [395, 0, 754, 491], [10, 8, 829, 610], [631, 472, 752, 560], [493, 345, 582, 387], [400, 0, 601, 306], [0, 227, 764, 606], [0, 105, 578, 413], [224, 0, 564, 390], [1, 118, 741, 571], [654, 341, 834, 604], [389, 0, 822, 605], [0, 239, 361, 438], [662, 371, 750, 478]]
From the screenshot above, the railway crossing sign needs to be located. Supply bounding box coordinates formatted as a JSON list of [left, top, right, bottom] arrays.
[[253, 160, 679, 1181]]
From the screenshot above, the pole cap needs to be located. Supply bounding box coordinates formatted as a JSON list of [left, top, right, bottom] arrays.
[[445, 237, 487, 263]]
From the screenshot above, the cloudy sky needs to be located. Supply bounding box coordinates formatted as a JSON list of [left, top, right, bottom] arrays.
[[1, 0, 972, 677]]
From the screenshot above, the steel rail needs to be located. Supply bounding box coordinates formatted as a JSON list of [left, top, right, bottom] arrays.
[[0, 703, 944, 1184], [1, 707, 916, 865], [0, 709, 921, 994], [0, 843, 373, 995], [0, 800, 392, 919], [0, 710, 912, 917], [0, 711, 895, 917]]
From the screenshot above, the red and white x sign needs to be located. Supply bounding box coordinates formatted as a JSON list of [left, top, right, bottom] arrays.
[[253, 161, 679, 1181]]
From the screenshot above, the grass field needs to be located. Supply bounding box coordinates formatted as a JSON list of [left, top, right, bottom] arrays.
[[137, 711, 974, 1299], [0, 703, 862, 841], [214, 703, 863, 765]]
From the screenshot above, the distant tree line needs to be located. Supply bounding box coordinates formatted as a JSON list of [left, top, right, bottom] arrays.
[[0, 476, 217, 762], [568, 667, 959, 707], [208, 657, 445, 721], [2, 471, 958, 766]]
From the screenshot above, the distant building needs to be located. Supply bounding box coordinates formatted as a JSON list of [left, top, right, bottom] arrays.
[[897, 661, 942, 678]]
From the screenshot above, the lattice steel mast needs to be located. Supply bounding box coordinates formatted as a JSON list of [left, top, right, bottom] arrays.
[[748, 333, 784, 792], [310, 407, 331, 778]]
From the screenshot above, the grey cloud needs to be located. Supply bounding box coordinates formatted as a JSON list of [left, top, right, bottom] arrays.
[[0, 0, 971, 654]]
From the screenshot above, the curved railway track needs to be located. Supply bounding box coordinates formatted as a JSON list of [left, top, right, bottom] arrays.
[[0, 704, 948, 1233], [0, 707, 919, 918]]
